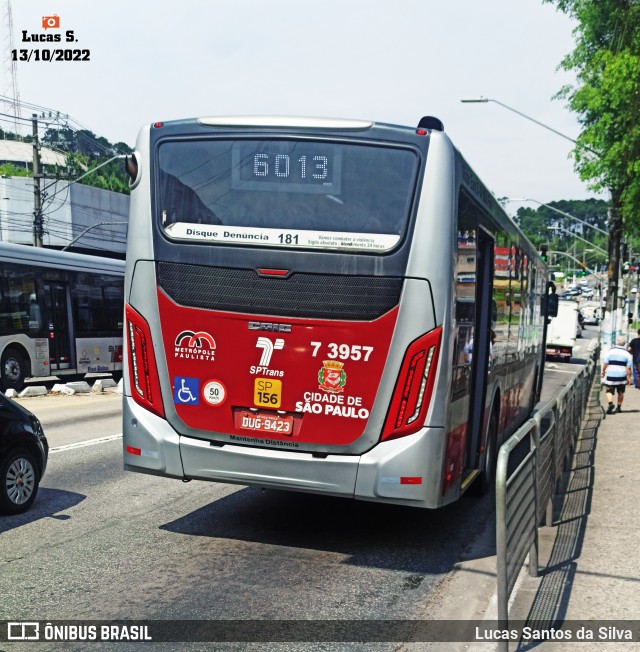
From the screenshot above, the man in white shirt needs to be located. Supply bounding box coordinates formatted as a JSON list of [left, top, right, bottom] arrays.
[[602, 335, 633, 414]]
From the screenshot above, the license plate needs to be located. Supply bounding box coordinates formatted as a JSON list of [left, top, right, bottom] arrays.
[[234, 410, 294, 436]]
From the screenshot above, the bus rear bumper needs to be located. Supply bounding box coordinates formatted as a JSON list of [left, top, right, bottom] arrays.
[[181, 436, 358, 496], [123, 397, 444, 507], [123, 397, 184, 479]]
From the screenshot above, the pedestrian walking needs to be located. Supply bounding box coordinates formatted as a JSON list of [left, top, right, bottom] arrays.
[[602, 335, 633, 414], [627, 329, 640, 389]]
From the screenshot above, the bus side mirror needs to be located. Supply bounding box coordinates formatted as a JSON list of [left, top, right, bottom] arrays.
[[547, 293, 559, 319], [125, 154, 139, 183]]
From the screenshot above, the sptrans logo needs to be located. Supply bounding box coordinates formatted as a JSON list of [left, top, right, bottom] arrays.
[[255, 337, 284, 366], [250, 337, 285, 377], [174, 330, 216, 362]]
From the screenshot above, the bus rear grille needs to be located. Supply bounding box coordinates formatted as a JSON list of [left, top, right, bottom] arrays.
[[157, 262, 402, 320]]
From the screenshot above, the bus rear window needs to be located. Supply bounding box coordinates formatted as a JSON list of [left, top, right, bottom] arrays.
[[157, 139, 418, 252]]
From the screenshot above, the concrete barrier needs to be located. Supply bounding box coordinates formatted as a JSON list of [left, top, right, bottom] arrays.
[[18, 386, 48, 398], [65, 381, 91, 394], [91, 378, 118, 393]]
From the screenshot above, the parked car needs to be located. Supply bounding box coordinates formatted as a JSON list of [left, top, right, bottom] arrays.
[[0, 394, 48, 515]]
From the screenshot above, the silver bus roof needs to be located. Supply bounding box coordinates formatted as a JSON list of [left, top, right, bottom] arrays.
[[197, 116, 374, 130]]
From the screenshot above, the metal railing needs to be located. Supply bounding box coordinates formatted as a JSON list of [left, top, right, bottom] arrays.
[[495, 344, 599, 648]]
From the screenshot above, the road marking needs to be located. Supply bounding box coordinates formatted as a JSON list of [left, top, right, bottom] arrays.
[[50, 433, 122, 453]]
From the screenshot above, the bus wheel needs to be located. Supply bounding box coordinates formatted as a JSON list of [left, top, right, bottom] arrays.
[[1, 348, 27, 392], [474, 410, 498, 496]]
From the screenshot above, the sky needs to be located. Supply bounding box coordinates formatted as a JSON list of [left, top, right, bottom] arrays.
[[3, 0, 607, 216]]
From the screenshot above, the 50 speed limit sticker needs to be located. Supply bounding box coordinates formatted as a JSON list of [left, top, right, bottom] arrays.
[[202, 380, 227, 406]]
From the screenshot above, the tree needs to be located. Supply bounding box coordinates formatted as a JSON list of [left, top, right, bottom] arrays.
[[0, 163, 30, 177], [544, 0, 640, 311], [515, 199, 608, 244], [2, 122, 133, 194], [65, 151, 132, 195]]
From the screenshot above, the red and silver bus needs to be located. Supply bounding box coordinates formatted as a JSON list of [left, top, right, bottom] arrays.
[[0, 242, 124, 391], [123, 115, 549, 508]]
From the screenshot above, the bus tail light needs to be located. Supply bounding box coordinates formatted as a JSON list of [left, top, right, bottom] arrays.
[[125, 304, 164, 418], [381, 327, 442, 442]]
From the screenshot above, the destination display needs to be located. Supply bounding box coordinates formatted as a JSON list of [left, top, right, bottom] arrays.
[[231, 141, 341, 194]]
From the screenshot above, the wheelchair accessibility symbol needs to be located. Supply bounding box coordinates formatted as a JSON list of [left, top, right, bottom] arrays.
[[174, 377, 200, 405]]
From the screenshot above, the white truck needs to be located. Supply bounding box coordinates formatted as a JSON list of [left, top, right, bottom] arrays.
[[580, 301, 602, 325], [546, 300, 580, 361]]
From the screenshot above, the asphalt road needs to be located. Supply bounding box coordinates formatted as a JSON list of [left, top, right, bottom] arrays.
[[1, 436, 497, 652], [0, 329, 598, 651], [20, 392, 122, 448]]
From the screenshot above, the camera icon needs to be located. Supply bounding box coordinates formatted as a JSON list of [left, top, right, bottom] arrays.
[[42, 15, 60, 29]]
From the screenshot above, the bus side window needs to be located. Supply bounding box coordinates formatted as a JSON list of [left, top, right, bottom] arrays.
[[29, 294, 43, 331], [2, 268, 37, 333]]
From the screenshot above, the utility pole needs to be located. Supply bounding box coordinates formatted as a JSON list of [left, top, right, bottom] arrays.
[[32, 113, 44, 247], [607, 202, 622, 314]]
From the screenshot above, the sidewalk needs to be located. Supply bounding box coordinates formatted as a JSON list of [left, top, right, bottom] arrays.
[[508, 376, 640, 649]]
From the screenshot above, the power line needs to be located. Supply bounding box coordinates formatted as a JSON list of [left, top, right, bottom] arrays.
[[0, 100, 121, 157]]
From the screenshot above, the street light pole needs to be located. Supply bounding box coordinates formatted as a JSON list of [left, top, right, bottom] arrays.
[[547, 225, 607, 256], [549, 250, 596, 276], [44, 154, 127, 201], [504, 197, 608, 236], [61, 221, 128, 252], [460, 97, 590, 150], [461, 96, 621, 318]]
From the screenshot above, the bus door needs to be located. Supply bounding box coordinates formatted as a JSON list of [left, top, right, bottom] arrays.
[[465, 229, 494, 470], [44, 283, 74, 371]]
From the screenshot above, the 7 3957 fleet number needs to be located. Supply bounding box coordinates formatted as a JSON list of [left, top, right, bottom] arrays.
[[310, 342, 374, 361]]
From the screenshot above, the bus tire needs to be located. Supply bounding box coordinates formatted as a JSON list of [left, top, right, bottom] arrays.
[[474, 409, 498, 496], [1, 347, 28, 392]]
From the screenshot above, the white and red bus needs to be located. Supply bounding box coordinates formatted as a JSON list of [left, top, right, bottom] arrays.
[[123, 115, 549, 508], [0, 242, 124, 391]]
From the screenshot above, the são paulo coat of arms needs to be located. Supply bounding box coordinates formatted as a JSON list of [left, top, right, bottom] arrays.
[[318, 360, 347, 393]]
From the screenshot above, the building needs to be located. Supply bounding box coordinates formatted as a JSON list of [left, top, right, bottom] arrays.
[[0, 140, 66, 169]]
